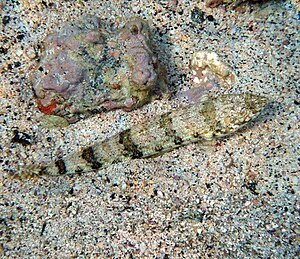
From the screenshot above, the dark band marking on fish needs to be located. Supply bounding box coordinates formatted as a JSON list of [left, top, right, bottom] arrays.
[[81, 146, 103, 169], [159, 111, 184, 146], [55, 158, 67, 175], [119, 129, 144, 158]]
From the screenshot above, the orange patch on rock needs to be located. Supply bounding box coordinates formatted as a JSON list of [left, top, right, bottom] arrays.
[[36, 99, 57, 115]]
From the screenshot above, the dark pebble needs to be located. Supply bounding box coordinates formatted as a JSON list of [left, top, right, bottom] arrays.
[[11, 129, 32, 146], [191, 7, 205, 24], [3, 16, 11, 25]]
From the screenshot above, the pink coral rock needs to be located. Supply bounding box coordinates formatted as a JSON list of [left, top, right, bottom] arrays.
[[32, 17, 158, 122]]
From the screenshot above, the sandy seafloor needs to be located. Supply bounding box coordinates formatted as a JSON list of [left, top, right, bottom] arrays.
[[0, 0, 299, 258]]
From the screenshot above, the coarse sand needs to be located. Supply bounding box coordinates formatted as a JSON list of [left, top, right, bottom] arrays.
[[1, 0, 299, 258]]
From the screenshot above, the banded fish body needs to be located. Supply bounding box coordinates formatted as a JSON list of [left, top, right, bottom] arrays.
[[19, 93, 268, 178]]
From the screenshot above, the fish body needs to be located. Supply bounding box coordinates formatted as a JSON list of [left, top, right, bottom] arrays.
[[19, 93, 268, 178]]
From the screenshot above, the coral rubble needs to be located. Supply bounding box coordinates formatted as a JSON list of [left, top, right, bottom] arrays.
[[190, 51, 237, 89]]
